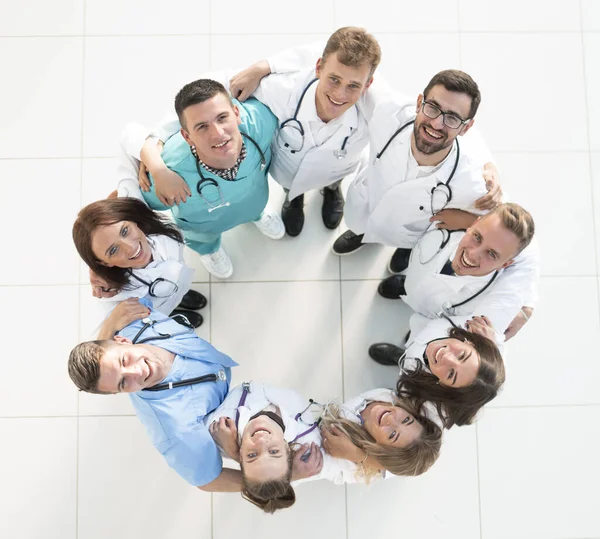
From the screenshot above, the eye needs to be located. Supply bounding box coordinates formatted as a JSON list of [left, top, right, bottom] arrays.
[[121, 226, 128, 237], [448, 369, 455, 380], [402, 416, 410, 424], [269, 449, 279, 455], [247, 452, 257, 459], [460, 351, 466, 361], [329, 77, 339, 84], [218, 114, 228, 122], [488, 251, 497, 259], [109, 246, 117, 256], [388, 430, 397, 440], [197, 125, 206, 130]]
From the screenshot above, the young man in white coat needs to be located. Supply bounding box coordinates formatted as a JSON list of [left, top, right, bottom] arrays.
[[332, 69, 501, 275], [243, 27, 381, 236], [369, 203, 538, 366]]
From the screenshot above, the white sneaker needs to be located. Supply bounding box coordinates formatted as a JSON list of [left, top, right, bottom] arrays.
[[200, 247, 233, 279], [253, 208, 285, 240]]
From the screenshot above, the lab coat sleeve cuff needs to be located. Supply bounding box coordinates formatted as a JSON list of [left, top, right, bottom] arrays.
[[121, 122, 154, 160]]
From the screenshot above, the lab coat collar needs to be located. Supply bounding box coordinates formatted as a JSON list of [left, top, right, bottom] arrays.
[[296, 77, 359, 132], [235, 384, 308, 444], [341, 389, 396, 424]]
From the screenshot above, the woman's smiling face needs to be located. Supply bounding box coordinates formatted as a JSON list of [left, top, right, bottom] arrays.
[[91, 221, 152, 269]]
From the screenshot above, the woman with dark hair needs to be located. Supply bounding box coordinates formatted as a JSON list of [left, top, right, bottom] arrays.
[[206, 382, 442, 513], [73, 197, 207, 335], [372, 314, 505, 429]]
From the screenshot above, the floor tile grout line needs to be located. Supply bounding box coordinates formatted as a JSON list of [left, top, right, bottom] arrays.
[[4, 30, 600, 38], [475, 423, 484, 539], [2, 150, 599, 160], [2, 273, 600, 288], [6, 401, 600, 420], [75, 4, 87, 537], [578, 0, 600, 326]]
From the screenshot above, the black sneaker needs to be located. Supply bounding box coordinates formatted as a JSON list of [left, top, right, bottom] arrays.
[[171, 309, 203, 328], [281, 194, 305, 237], [321, 185, 344, 229], [368, 343, 405, 366], [177, 289, 207, 310], [332, 230, 365, 255], [388, 247, 412, 274], [378, 275, 406, 299]]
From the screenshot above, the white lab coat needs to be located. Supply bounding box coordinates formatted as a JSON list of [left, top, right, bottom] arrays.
[[205, 382, 407, 485], [345, 97, 493, 248], [253, 67, 370, 200], [403, 224, 540, 336], [264, 41, 495, 248], [402, 313, 504, 377]]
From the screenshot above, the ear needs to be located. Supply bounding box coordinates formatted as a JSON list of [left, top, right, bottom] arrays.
[[416, 93, 424, 111], [233, 104, 242, 126], [180, 127, 193, 147], [501, 259, 515, 270], [112, 335, 132, 345], [459, 119, 475, 137], [363, 76, 374, 93], [315, 57, 323, 77]]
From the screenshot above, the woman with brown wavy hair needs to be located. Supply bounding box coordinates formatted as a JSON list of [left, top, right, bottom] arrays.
[[373, 314, 506, 429], [73, 196, 207, 334]]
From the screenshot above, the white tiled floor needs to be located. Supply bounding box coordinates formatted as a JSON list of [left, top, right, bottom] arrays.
[[2, 2, 599, 539]]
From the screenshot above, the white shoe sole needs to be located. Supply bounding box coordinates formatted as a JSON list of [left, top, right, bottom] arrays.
[[254, 221, 285, 240]]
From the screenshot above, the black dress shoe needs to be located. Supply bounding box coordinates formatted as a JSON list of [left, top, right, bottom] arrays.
[[177, 289, 207, 311], [369, 342, 405, 366], [388, 248, 412, 274], [378, 275, 406, 299], [332, 230, 365, 255], [281, 194, 305, 237], [170, 309, 203, 328], [321, 185, 344, 229]]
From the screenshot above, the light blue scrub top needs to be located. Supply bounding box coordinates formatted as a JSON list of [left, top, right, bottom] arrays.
[[118, 299, 238, 486], [143, 98, 278, 255]]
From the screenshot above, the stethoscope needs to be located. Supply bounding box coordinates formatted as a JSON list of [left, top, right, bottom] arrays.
[[410, 228, 500, 315], [373, 120, 460, 213], [131, 316, 226, 392], [233, 387, 361, 453], [278, 78, 352, 159], [192, 132, 267, 213], [127, 271, 179, 299]]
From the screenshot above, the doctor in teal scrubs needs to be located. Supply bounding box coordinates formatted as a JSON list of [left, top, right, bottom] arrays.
[[120, 79, 284, 279]]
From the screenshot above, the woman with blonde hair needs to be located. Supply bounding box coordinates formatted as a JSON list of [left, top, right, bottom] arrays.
[[207, 382, 443, 513]]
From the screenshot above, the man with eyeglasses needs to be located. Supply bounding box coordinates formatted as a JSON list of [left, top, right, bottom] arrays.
[[332, 70, 501, 277]]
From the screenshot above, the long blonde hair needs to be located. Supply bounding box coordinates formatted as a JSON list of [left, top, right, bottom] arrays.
[[320, 396, 442, 479]]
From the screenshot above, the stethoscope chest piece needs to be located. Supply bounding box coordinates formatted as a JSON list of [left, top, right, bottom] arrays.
[[333, 148, 347, 160]]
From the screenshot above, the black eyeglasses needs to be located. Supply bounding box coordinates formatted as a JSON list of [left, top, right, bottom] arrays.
[[421, 100, 470, 130]]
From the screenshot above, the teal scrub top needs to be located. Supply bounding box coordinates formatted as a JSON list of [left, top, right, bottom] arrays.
[[143, 98, 277, 241]]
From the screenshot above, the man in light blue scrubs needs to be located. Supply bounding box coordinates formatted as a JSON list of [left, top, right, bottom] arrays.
[[68, 299, 241, 491], [122, 79, 284, 280]]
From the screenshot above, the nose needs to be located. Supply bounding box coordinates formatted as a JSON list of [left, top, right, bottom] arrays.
[[430, 114, 445, 130], [123, 361, 144, 378], [211, 123, 225, 139], [440, 349, 459, 367]]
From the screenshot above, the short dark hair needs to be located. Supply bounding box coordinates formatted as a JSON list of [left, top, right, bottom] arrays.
[[423, 69, 481, 119], [174, 79, 232, 130]]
